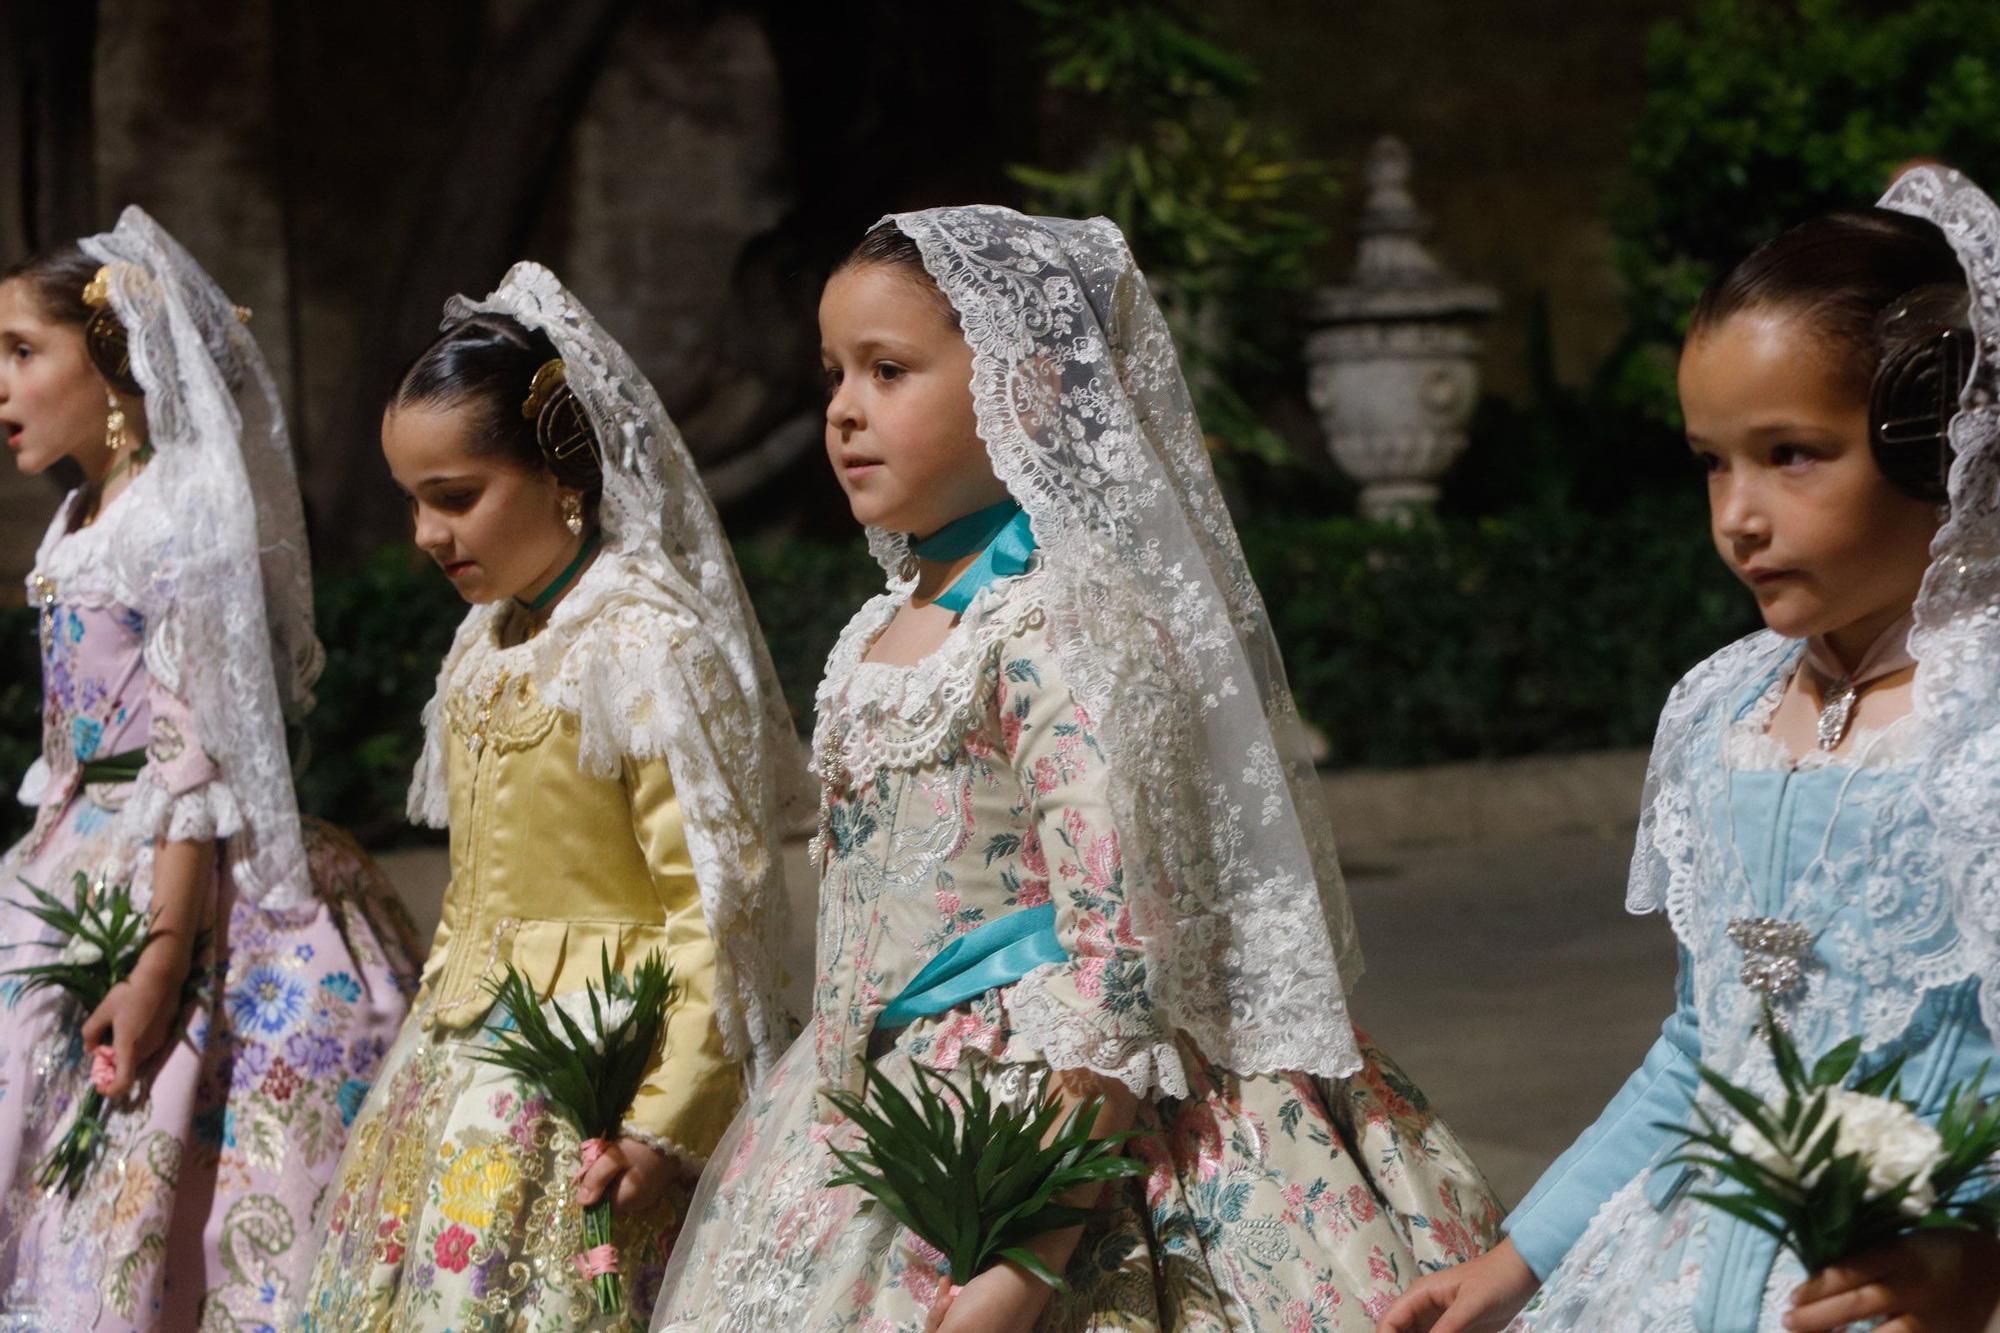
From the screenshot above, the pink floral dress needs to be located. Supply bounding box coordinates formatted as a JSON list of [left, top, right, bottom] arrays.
[[654, 571, 1502, 1331], [0, 491, 420, 1330]]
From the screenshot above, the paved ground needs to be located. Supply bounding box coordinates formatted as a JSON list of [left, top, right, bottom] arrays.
[[378, 818, 1673, 1209], [1335, 830, 1674, 1205]]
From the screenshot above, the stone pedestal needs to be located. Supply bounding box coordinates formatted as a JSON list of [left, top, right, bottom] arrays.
[[1307, 137, 1497, 520]]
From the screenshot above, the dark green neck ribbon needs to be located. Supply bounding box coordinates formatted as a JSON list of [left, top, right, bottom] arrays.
[[518, 531, 600, 613], [908, 499, 1037, 614]]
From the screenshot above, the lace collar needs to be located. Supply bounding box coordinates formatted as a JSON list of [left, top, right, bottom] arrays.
[[815, 564, 1047, 777], [28, 478, 160, 605], [1722, 653, 1924, 774]]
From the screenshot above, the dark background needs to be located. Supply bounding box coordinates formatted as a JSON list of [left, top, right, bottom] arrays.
[[0, 0, 1684, 567], [6, 0, 1996, 839]]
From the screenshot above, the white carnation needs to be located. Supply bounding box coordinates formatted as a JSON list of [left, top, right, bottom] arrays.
[[58, 936, 103, 967], [1824, 1089, 1946, 1214], [1727, 1120, 1822, 1187], [542, 988, 636, 1055]]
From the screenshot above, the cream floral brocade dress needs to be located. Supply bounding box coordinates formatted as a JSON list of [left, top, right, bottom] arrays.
[[298, 599, 745, 1331], [656, 569, 1502, 1331]]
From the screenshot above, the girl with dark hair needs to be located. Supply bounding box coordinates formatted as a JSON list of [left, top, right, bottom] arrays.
[[296, 263, 808, 1327], [652, 209, 1502, 1331], [0, 209, 418, 1327], [1380, 174, 2000, 1333]]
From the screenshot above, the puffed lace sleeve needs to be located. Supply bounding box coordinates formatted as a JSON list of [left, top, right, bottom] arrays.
[[996, 619, 1186, 1099], [124, 601, 242, 845]]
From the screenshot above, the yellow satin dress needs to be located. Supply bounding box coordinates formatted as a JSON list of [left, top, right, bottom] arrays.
[[299, 607, 742, 1330]]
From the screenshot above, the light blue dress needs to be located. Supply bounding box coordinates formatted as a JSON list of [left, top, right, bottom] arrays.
[[1506, 641, 1994, 1332]]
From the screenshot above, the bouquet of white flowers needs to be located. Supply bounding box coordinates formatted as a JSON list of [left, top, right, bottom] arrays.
[[1663, 1005, 2000, 1272], [474, 945, 676, 1315], [1, 871, 200, 1198]]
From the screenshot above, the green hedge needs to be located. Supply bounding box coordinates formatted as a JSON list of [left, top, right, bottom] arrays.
[[0, 500, 1758, 845], [0, 604, 39, 846], [1611, 0, 2000, 418], [1240, 496, 1758, 767]]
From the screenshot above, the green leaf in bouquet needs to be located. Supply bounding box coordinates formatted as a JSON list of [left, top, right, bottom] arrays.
[[1850, 1053, 1909, 1099], [825, 1061, 1148, 1290], [1668, 1001, 2000, 1274], [0, 872, 180, 1200], [472, 945, 675, 1142], [1809, 1038, 1863, 1090], [469, 945, 675, 1317], [1697, 1066, 1783, 1145], [1767, 1014, 1809, 1099], [995, 1245, 1066, 1290], [2, 872, 157, 1011], [1688, 1191, 1792, 1244], [1909, 1210, 1983, 1234], [1929, 1063, 2000, 1205]]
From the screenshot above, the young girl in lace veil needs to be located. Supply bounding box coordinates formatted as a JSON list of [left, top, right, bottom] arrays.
[[0, 207, 419, 1326], [1381, 168, 2000, 1333], [296, 262, 806, 1328], [651, 208, 1501, 1332]]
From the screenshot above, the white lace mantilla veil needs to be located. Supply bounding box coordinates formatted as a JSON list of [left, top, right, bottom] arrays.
[[79, 205, 322, 910], [1624, 165, 2000, 1035], [884, 206, 1366, 1084], [405, 262, 812, 1076]]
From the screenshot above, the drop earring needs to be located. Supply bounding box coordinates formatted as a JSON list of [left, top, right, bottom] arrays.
[[562, 493, 584, 536], [104, 393, 127, 454]]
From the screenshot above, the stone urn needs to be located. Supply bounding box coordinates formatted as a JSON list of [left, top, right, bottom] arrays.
[[1306, 136, 1498, 520]]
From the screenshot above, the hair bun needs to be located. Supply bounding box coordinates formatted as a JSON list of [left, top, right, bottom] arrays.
[[522, 356, 601, 489], [80, 264, 142, 396], [1871, 284, 1972, 505]]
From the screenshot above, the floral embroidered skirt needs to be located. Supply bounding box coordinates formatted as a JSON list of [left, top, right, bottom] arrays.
[[652, 1027, 1503, 1331], [0, 813, 419, 1331], [1506, 1173, 1803, 1333], [296, 990, 686, 1331]]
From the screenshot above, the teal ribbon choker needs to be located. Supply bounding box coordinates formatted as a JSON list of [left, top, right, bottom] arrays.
[[519, 531, 600, 613], [909, 500, 1037, 614]]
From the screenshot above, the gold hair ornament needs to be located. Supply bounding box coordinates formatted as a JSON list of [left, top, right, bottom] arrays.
[[521, 357, 598, 482], [79, 266, 141, 395]]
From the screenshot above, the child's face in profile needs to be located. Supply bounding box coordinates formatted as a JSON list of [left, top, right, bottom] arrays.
[[819, 261, 1009, 537], [0, 280, 115, 478], [1680, 309, 1941, 649], [381, 401, 578, 606]]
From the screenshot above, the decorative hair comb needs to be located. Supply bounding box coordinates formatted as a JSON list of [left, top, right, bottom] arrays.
[[79, 265, 141, 395], [522, 357, 567, 420], [521, 356, 599, 483]]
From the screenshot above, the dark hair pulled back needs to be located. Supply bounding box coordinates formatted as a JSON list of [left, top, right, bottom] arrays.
[[832, 223, 958, 326], [3, 242, 144, 396], [1690, 208, 1970, 505], [391, 312, 603, 497]]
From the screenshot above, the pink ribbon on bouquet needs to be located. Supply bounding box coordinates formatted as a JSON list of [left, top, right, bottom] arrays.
[[89, 1045, 118, 1094], [573, 1244, 620, 1279], [574, 1136, 611, 1183]]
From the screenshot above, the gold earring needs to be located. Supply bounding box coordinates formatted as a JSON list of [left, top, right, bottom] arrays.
[[104, 394, 126, 454], [562, 493, 584, 536]]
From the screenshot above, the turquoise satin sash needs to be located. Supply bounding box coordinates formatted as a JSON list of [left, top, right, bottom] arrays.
[[910, 500, 1038, 614], [876, 902, 1067, 1028]]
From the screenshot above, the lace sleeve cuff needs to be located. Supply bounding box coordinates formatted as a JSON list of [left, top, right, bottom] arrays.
[[617, 1123, 711, 1176], [123, 769, 244, 845], [16, 757, 49, 808], [1002, 963, 1188, 1100]]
